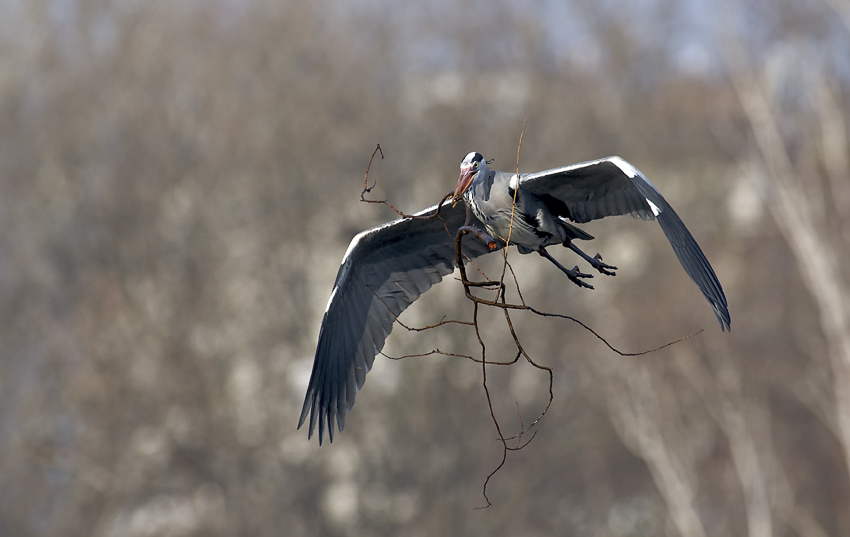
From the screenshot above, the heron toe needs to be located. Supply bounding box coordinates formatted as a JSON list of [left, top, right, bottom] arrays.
[[590, 253, 617, 276]]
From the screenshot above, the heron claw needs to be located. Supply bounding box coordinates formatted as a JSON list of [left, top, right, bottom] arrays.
[[565, 265, 595, 289], [564, 240, 617, 277], [538, 247, 595, 290], [590, 253, 618, 276]]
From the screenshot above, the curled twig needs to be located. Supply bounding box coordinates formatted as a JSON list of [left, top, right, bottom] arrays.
[[360, 144, 455, 221], [361, 144, 383, 195]]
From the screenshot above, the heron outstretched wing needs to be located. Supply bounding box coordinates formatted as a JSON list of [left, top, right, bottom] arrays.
[[298, 200, 497, 444], [520, 156, 730, 331]]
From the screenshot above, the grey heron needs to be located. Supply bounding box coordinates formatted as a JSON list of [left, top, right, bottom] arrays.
[[299, 152, 730, 444]]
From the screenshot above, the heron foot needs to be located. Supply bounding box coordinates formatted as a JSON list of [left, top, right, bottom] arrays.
[[564, 240, 617, 276], [538, 247, 595, 289]]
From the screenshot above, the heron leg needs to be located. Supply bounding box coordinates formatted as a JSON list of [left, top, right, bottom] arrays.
[[538, 247, 594, 289], [563, 239, 617, 276]]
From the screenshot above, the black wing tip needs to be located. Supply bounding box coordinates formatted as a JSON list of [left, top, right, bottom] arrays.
[[297, 395, 311, 429], [713, 302, 731, 332], [702, 287, 731, 332], [298, 394, 346, 446], [317, 412, 342, 445], [653, 206, 732, 333], [716, 309, 732, 332]]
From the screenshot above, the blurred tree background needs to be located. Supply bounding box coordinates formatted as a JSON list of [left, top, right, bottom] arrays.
[[1, 0, 849, 535]]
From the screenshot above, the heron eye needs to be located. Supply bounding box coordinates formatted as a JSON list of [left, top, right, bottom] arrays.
[[473, 162, 478, 168]]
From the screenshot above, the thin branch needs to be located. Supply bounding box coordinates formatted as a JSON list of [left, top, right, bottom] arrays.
[[360, 144, 457, 221]]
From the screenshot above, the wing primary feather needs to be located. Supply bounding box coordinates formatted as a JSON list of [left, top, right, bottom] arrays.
[[407, 263, 435, 293], [655, 205, 731, 331], [353, 345, 368, 387], [584, 201, 597, 221], [324, 347, 341, 444], [613, 190, 628, 216], [393, 277, 422, 302], [317, 381, 327, 445]]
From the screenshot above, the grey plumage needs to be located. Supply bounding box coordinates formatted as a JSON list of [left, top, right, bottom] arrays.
[[298, 153, 730, 444]]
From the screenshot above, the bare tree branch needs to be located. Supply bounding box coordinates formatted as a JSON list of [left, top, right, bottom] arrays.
[[724, 39, 850, 491], [607, 361, 708, 537]]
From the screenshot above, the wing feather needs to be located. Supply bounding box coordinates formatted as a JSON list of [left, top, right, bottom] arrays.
[[352, 340, 368, 386], [407, 265, 435, 294]]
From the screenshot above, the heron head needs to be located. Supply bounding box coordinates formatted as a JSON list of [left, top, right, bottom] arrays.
[[454, 152, 486, 201]]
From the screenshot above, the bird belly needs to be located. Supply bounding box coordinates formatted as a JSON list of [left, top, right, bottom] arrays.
[[492, 219, 559, 252], [466, 191, 563, 253], [474, 207, 560, 252]]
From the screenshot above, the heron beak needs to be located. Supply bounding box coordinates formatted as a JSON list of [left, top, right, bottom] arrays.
[[454, 166, 476, 202]]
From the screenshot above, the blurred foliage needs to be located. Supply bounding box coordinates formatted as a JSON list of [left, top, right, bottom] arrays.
[[0, 0, 848, 536]]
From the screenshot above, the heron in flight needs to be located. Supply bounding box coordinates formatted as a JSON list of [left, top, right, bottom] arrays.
[[299, 152, 730, 444]]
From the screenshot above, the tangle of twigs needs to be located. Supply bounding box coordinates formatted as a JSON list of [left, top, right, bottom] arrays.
[[359, 139, 702, 508]]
